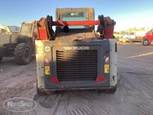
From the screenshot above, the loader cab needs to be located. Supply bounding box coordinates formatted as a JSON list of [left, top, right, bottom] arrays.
[[19, 22, 38, 41], [19, 22, 37, 37], [55, 8, 95, 33], [18, 22, 38, 53]]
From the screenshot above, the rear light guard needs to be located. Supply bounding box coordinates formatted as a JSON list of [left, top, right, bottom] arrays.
[[104, 55, 110, 74], [44, 57, 50, 75]]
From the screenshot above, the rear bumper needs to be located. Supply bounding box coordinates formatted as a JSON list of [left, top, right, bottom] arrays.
[[38, 85, 117, 91]]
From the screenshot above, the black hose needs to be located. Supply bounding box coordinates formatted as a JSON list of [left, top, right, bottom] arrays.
[[97, 15, 105, 39], [45, 15, 55, 40], [98, 15, 105, 29]]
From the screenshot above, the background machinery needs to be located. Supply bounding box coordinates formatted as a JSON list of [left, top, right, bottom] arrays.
[[142, 28, 153, 46], [35, 8, 117, 94], [0, 25, 19, 62], [0, 22, 37, 64]]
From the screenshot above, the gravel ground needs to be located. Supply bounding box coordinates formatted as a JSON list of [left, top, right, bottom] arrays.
[[0, 43, 153, 115]]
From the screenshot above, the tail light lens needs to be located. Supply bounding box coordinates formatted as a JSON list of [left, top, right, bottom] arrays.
[[44, 57, 49, 65], [105, 56, 109, 64], [104, 56, 110, 73], [44, 58, 50, 75]]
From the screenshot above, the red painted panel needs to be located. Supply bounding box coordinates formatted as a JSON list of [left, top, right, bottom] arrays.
[[49, 76, 61, 84], [104, 17, 115, 38], [37, 27, 48, 40], [104, 27, 115, 38], [52, 20, 100, 26], [94, 75, 106, 83]]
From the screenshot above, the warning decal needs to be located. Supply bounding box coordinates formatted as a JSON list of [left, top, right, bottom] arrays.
[[104, 64, 109, 73], [45, 66, 50, 75]]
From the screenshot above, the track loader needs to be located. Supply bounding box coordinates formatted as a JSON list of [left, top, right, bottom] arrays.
[[35, 8, 117, 94]]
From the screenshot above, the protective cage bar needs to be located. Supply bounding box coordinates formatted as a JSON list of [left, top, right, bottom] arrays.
[[37, 15, 104, 27], [36, 15, 116, 40], [51, 20, 100, 26]]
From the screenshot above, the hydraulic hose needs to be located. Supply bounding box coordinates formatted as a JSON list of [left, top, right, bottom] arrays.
[[45, 15, 55, 40]]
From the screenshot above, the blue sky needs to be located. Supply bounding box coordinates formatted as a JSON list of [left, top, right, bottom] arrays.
[[1, 0, 153, 31]]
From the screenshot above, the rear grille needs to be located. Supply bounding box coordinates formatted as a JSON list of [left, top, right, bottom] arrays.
[[56, 50, 98, 81]]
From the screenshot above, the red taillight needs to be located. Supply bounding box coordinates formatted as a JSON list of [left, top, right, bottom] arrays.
[[104, 56, 110, 73], [105, 56, 110, 64], [44, 58, 49, 65]]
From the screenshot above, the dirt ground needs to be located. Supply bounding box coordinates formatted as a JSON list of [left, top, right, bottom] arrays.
[[0, 43, 153, 115]]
